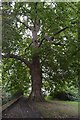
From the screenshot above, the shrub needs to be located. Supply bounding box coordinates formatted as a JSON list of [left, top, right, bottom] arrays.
[[50, 91, 77, 101]]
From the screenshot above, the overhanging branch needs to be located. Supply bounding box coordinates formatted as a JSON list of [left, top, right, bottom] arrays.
[[2, 53, 31, 68]]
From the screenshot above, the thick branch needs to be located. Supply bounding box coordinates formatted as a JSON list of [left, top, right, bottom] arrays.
[[54, 26, 69, 36], [2, 54, 31, 68], [39, 26, 68, 47], [39, 19, 77, 47], [32, 3, 40, 46]]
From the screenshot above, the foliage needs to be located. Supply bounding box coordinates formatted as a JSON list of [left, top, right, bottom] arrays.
[[2, 2, 79, 101]]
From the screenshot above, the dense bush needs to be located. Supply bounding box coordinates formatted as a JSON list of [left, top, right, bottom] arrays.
[[52, 91, 76, 101]]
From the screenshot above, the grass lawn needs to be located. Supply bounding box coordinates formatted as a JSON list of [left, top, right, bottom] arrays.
[[35, 100, 79, 118]]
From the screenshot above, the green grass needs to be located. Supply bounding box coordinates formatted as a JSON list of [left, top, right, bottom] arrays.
[[35, 100, 79, 118]]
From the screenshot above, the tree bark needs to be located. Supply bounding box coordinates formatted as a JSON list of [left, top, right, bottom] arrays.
[[28, 54, 44, 102]]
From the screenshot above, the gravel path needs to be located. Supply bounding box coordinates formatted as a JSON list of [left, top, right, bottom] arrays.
[[2, 97, 43, 118]]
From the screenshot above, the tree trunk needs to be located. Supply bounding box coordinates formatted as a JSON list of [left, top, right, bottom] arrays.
[[28, 55, 44, 102]]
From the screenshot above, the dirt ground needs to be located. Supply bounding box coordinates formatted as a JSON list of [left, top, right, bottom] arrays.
[[2, 97, 43, 118], [35, 100, 79, 118], [2, 97, 79, 119]]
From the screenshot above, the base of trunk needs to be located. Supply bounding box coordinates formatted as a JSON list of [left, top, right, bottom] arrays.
[[28, 91, 45, 102]]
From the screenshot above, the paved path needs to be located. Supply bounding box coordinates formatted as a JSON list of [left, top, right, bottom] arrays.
[[2, 97, 43, 118]]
